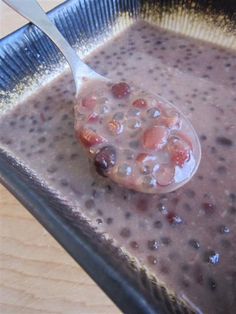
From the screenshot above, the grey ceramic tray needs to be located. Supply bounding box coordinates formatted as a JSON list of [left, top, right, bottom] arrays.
[[0, 1, 235, 313]]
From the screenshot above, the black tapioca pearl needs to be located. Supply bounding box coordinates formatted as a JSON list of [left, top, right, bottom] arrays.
[[218, 156, 225, 161], [208, 277, 217, 291], [153, 220, 163, 229], [20, 115, 26, 121], [229, 206, 236, 215], [147, 255, 158, 265], [203, 250, 220, 264], [181, 279, 190, 288], [125, 212, 132, 219], [120, 227, 131, 238], [190, 107, 194, 111], [47, 165, 58, 173], [97, 209, 103, 216], [9, 120, 16, 126], [37, 149, 45, 154], [106, 217, 113, 224], [96, 218, 103, 224], [216, 136, 233, 147], [38, 136, 46, 144], [166, 211, 183, 225], [147, 240, 160, 251], [202, 202, 215, 215], [157, 202, 168, 215], [70, 153, 78, 160], [206, 65, 213, 70], [85, 199, 95, 209], [225, 63, 231, 67], [200, 134, 207, 141], [56, 154, 64, 161], [217, 166, 227, 174], [221, 239, 231, 248], [188, 239, 200, 249], [105, 184, 113, 193], [161, 237, 172, 246], [184, 189, 196, 198], [217, 225, 230, 234], [130, 241, 139, 249], [193, 264, 204, 285], [183, 203, 192, 211], [160, 264, 170, 274], [229, 193, 236, 202], [181, 264, 190, 272], [60, 179, 69, 187], [210, 146, 217, 154]]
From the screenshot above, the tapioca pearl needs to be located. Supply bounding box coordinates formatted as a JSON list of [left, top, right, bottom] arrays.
[[208, 277, 217, 291], [216, 165, 227, 174], [184, 189, 196, 198], [105, 217, 113, 225], [181, 264, 190, 272], [147, 255, 158, 265], [117, 163, 133, 177], [160, 263, 170, 275], [96, 218, 103, 225], [192, 264, 204, 285], [127, 118, 141, 129], [153, 220, 163, 229], [217, 225, 230, 234], [38, 136, 46, 144], [127, 108, 141, 117], [146, 107, 161, 118], [229, 206, 236, 215], [188, 239, 200, 249], [202, 202, 216, 215], [60, 178, 69, 187], [203, 250, 220, 265], [123, 149, 135, 160], [166, 211, 183, 225], [97, 209, 103, 216], [129, 140, 140, 149], [155, 165, 175, 187], [180, 278, 190, 288], [120, 227, 131, 238], [221, 239, 231, 249], [130, 241, 139, 249], [55, 153, 65, 162], [200, 134, 207, 142], [84, 198, 95, 209], [139, 164, 152, 175], [47, 165, 58, 173], [161, 236, 172, 246], [216, 136, 233, 147], [141, 175, 157, 189], [147, 240, 160, 251]]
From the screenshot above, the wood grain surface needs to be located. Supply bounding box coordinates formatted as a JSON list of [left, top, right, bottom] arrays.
[[0, 1, 121, 313]]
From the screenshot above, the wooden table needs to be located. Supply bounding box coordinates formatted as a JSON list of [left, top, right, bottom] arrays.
[[0, 1, 121, 313]]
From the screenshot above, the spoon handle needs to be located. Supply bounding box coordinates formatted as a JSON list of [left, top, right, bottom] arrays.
[[3, 0, 102, 94]]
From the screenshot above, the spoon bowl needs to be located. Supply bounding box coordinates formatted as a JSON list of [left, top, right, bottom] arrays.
[[4, 0, 201, 194]]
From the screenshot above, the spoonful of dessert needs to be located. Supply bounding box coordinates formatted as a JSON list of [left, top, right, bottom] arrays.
[[4, 0, 201, 194]]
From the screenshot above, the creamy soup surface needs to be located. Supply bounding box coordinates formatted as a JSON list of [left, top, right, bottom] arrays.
[[1, 21, 235, 314]]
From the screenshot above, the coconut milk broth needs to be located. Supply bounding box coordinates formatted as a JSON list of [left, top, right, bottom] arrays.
[[0, 21, 236, 313]]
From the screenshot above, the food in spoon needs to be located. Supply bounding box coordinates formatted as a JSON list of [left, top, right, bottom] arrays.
[[74, 80, 201, 193]]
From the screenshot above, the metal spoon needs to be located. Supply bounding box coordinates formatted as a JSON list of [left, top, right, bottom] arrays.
[[4, 0, 201, 194]]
